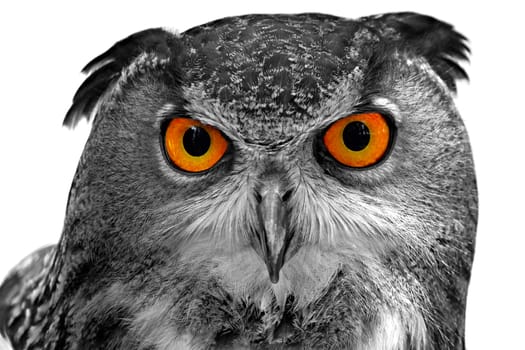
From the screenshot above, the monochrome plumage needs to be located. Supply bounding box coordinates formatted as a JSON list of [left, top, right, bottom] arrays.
[[0, 12, 476, 349]]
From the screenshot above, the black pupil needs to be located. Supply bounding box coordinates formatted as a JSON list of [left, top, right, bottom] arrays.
[[183, 126, 211, 156], [342, 121, 370, 151]]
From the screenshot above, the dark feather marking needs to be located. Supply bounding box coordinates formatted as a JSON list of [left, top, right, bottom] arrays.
[[63, 28, 180, 128], [0, 245, 55, 345]]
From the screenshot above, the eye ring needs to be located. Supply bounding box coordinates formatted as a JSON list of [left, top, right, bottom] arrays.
[[162, 117, 228, 173], [322, 112, 395, 169]]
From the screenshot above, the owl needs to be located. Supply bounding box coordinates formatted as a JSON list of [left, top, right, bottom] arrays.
[[0, 12, 476, 350]]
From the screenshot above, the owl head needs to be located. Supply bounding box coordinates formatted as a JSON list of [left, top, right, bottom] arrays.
[[55, 12, 476, 348]]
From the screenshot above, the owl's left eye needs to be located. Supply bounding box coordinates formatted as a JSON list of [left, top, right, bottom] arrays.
[[163, 118, 228, 173], [322, 112, 393, 168]]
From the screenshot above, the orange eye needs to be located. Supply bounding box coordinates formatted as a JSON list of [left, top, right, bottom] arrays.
[[164, 118, 228, 173], [323, 112, 392, 168]]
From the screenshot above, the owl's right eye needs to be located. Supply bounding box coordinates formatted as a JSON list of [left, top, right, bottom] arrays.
[[163, 118, 228, 173], [322, 112, 393, 168]]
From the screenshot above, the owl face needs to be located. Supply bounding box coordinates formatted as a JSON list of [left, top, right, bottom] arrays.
[[61, 13, 476, 348]]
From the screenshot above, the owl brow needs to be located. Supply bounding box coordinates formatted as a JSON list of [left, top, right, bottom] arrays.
[[154, 103, 212, 123], [155, 103, 179, 118], [348, 96, 402, 126]]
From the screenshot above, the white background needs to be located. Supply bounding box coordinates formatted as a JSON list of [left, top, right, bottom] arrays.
[[0, 1, 523, 349]]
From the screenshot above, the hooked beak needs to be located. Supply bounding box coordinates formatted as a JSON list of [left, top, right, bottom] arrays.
[[253, 180, 293, 284]]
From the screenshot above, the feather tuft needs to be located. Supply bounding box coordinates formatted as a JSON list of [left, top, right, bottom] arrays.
[[63, 28, 180, 128], [363, 12, 470, 92]]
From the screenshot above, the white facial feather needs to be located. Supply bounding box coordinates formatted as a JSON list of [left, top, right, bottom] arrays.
[[358, 309, 427, 350], [0, 335, 13, 350]]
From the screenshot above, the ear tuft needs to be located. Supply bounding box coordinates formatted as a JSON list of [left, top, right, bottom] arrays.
[[364, 12, 470, 92], [63, 28, 179, 128]]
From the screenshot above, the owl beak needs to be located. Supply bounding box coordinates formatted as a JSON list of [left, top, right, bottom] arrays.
[[254, 181, 293, 284]]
